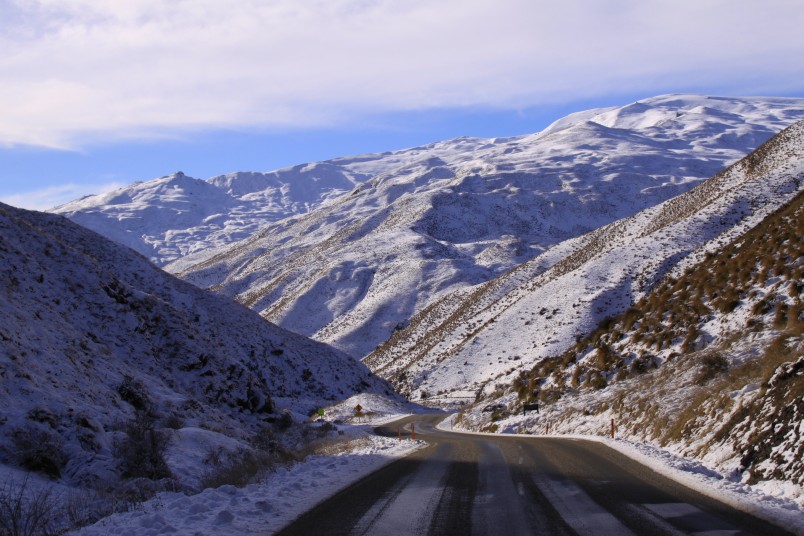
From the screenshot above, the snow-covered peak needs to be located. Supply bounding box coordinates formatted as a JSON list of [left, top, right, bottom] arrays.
[[207, 162, 365, 198], [540, 94, 802, 137]]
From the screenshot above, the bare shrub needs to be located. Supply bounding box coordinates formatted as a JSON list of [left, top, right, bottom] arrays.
[[116, 410, 172, 481], [696, 353, 730, 385], [11, 426, 68, 479], [584, 370, 608, 390], [199, 448, 274, 489], [64, 487, 122, 530], [0, 475, 62, 536], [274, 411, 293, 431], [162, 413, 184, 430], [68, 478, 174, 521], [312, 436, 370, 457], [630, 355, 655, 375], [117, 375, 150, 411]]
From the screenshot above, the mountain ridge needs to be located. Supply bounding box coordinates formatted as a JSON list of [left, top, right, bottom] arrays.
[[367, 120, 804, 400], [162, 95, 804, 359], [53, 94, 803, 268]]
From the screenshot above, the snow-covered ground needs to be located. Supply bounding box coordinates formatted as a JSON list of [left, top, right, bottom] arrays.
[[72, 398, 429, 536], [319, 392, 437, 424], [72, 432, 425, 535]]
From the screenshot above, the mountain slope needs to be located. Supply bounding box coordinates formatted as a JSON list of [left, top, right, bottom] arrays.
[[167, 95, 804, 358], [366, 120, 804, 402], [456, 185, 803, 497], [52, 142, 503, 266], [0, 202, 388, 488]]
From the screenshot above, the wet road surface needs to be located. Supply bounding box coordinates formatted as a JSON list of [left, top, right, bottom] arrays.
[[277, 414, 797, 535]]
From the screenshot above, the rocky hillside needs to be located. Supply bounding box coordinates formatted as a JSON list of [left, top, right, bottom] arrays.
[[457, 186, 802, 494], [167, 95, 804, 359], [0, 202, 389, 490], [366, 120, 804, 405]]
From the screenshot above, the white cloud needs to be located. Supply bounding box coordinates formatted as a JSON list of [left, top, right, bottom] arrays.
[[0, 181, 126, 211], [0, 0, 802, 148]]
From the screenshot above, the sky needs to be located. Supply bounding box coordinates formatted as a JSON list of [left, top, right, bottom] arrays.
[[1, 0, 803, 210]]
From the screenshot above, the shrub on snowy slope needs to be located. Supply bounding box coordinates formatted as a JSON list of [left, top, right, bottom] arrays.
[[521, 188, 802, 395], [0, 202, 390, 491]]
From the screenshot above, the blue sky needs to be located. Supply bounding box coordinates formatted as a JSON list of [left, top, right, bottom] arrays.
[[1, 0, 803, 210]]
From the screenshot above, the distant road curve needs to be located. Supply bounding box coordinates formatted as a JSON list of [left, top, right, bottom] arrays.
[[277, 414, 797, 536]]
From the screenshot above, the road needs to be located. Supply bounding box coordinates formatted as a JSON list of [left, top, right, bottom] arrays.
[[277, 414, 797, 536]]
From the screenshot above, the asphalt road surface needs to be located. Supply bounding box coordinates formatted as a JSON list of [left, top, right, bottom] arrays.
[[277, 414, 797, 536]]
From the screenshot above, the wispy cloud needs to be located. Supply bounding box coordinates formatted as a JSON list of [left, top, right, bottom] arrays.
[[1, 0, 802, 148], [0, 181, 126, 211]]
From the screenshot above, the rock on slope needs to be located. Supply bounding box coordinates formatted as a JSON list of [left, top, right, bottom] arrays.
[[366, 120, 804, 404], [167, 95, 804, 359], [0, 202, 388, 488]]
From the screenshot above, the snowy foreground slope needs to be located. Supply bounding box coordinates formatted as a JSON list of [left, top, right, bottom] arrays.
[[453, 143, 803, 503], [367, 120, 804, 404], [56, 95, 804, 360], [0, 202, 391, 495]]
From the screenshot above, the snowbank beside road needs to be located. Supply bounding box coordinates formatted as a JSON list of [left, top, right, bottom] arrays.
[[72, 432, 425, 535]]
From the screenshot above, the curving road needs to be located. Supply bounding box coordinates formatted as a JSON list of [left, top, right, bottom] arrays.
[[277, 414, 797, 536]]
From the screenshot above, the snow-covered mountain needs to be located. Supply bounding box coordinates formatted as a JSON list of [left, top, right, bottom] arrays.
[[54, 95, 804, 269], [0, 202, 389, 489], [52, 166, 368, 264], [453, 135, 803, 495], [53, 143, 512, 266], [164, 95, 804, 359], [367, 120, 804, 401]]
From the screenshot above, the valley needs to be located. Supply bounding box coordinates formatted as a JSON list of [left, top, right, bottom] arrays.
[[2, 94, 803, 533]]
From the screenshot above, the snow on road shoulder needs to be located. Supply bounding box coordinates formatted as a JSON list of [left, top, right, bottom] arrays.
[[72, 430, 425, 535], [320, 392, 438, 425], [597, 437, 804, 536]]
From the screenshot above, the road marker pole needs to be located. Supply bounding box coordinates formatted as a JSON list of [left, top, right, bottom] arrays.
[[611, 418, 615, 439]]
